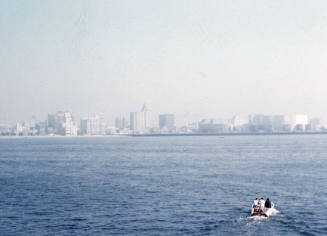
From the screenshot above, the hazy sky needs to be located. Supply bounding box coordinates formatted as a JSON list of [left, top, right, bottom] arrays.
[[1, 0, 327, 125]]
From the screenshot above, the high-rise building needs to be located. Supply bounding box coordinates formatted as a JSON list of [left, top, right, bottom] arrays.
[[64, 112, 77, 136], [130, 104, 151, 132], [47, 111, 77, 136], [159, 114, 175, 130], [47, 111, 65, 135], [115, 117, 128, 129], [130, 112, 143, 131], [80, 115, 105, 135], [141, 104, 150, 129]]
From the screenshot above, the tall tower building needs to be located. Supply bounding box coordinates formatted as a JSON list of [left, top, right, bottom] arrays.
[[141, 104, 150, 129], [64, 112, 77, 136], [130, 112, 143, 131], [130, 104, 151, 133]]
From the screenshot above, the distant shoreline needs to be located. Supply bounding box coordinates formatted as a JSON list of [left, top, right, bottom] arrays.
[[129, 132, 327, 137], [1, 132, 327, 139]]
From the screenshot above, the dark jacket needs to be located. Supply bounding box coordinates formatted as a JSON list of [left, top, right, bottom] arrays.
[[265, 199, 271, 208]]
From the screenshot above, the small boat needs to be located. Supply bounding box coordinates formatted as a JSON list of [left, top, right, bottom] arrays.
[[251, 199, 275, 217]]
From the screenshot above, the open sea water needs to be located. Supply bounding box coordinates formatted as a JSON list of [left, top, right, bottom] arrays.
[[0, 135, 326, 235]]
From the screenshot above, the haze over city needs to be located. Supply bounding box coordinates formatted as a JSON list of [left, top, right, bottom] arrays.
[[2, 2, 327, 235], [2, 0, 327, 125]]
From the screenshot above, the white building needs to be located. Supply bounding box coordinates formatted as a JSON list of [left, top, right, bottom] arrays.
[[130, 112, 143, 132], [231, 115, 247, 131], [16, 122, 24, 135], [15, 119, 38, 136], [248, 114, 309, 132], [285, 114, 309, 131], [64, 112, 77, 136], [47, 111, 77, 135], [130, 104, 151, 133], [80, 115, 105, 135]]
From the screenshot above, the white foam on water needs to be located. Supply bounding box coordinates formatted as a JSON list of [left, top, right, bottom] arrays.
[[238, 215, 267, 226], [238, 215, 265, 221], [238, 215, 267, 227], [249, 215, 268, 220], [270, 208, 279, 216]]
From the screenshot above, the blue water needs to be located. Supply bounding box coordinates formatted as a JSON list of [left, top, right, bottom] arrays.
[[0, 135, 326, 235]]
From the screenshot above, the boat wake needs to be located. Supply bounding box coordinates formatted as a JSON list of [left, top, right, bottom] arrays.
[[237, 209, 279, 227]]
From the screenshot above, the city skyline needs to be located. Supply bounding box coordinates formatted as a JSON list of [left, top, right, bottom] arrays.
[[2, 0, 327, 124], [0, 106, 325, 128], [1, 103, 326, 136]]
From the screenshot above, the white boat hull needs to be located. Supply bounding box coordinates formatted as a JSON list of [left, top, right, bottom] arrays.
[[251, 203, 275, 217]]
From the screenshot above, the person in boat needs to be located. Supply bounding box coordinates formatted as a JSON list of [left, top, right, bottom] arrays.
[[265, 198, 271, 208], [259, 198, 265, 208], [253, 198, 259, 206]]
